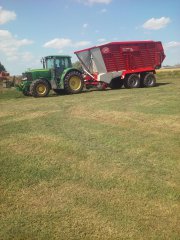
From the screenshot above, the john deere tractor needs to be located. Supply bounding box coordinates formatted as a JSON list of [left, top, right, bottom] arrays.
[[17, 55, 84, 97]]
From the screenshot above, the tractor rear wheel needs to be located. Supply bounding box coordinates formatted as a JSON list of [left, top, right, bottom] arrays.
[[109, 77, 124, 89], [30, 79, 50, 97], [64, 71, 84, 94], [142, 73, 156, 87], [124, 74, 140, 88]]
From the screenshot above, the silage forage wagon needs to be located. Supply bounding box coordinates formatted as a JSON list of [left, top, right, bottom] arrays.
[[17, 40, 165, 97]]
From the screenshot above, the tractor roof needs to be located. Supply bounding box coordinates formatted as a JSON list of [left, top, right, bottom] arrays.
[[45, 55, 71, 58]]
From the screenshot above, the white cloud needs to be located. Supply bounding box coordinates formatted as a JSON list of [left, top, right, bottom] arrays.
[[0, 30, 34, 47], [83, 23, 88, 28], [0, 29, 34, 61], [97, 38, 106, 42], [77, 0, 112, 5], [16, 39, 34, 47], [164, 41, 180, 49], [100, 8, 107, 13], [142, 17, 171, 30], [43, 38, 72, 49], [0, 29, 11, 37], [0, 6, 16, 24], [74, 41, 91, 47], [43, 38, 91, 50]]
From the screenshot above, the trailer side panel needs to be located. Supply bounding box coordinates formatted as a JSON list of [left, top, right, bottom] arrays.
[[99, 41, 165, 72]]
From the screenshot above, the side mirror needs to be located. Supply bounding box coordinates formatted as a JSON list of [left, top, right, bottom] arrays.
[[41, 58, 45, 69]]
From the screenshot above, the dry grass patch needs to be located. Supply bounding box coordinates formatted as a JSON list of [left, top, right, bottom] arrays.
[[0, 134, 59, 155], [0, 110, 60, 126], [69, 106, 180, 134], [2, 181, 178, 239], [157, 68, 180, 72]]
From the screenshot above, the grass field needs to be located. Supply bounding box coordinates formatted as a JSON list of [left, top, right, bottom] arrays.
[[157, 68, 180, 72], [0, 72, 180, 239]]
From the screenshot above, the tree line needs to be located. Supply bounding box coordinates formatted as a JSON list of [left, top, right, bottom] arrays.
[[0, 62, 6, 72]]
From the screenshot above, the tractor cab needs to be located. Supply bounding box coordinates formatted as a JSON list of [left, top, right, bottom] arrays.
[[42, 56, 73, 89], [43, 55, 72, 72]]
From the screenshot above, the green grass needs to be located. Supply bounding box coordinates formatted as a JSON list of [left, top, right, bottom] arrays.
[[0, 73, 180, 239]]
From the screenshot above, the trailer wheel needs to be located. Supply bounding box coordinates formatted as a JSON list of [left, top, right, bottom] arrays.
[[142, 73, 156, 87], [30, 79, 50, 97], [140, 73, 146, 87], [64, 71, 84, 94], [109, 77, 124, 89], [124, 74, 140, 89]]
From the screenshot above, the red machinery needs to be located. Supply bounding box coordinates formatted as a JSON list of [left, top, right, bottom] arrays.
[[0, 71, 9, 80], [74, 41, 165, 89]]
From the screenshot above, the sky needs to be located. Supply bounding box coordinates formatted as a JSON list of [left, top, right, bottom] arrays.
[[0, 0, 179, 75]]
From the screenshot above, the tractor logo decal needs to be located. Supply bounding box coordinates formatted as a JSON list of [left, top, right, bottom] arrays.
[[102, 47, 110, 54]]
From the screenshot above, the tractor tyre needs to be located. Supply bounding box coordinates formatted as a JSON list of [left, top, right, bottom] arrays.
[[53, 89, 65, 95], [22, 89, 31, 96], [124, 74, 140, 89], [30, 79, 50, 97], [142, 73, 156, 87], [109, 77, 124, 89], [64, 71, 84, 94]]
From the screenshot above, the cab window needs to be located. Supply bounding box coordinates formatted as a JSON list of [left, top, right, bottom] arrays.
[[46, 58, 54, 69], [55, 59, 63, 68], [64, 58, 70, 68]]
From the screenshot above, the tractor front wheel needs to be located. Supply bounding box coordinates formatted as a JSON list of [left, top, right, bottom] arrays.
[[30, 79, 50, 97], [22, 89, 31, 96], [64, 71, 84, 94], [124, 74, 140, 89]]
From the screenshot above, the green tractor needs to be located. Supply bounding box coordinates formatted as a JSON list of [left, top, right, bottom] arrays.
[[17, 55, 84, 97]]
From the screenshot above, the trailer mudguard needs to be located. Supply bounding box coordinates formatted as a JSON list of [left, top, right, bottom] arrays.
[[98, 71, 123, 83]]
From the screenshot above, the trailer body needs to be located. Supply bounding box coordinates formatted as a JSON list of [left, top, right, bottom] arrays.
[[74, 41, 165, 88]]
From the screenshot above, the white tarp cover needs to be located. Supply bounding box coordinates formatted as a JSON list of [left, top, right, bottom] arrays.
[[90, 48, 107, 73], [75, 47, 107, 74], [75, 50, 93, 73]]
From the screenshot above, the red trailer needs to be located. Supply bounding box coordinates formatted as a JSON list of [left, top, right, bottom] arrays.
[[74, 41, 165, 89]]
